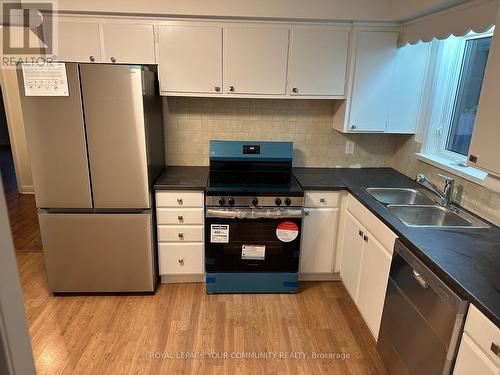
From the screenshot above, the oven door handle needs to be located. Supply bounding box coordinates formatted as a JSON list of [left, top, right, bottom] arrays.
[[206, 207, 303, 219]]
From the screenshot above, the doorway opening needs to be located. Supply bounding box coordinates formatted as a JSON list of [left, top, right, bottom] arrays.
[[0, 85, 42, 251]]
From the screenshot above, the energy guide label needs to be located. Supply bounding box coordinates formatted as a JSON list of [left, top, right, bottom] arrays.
[[211, 224, 229, 243]]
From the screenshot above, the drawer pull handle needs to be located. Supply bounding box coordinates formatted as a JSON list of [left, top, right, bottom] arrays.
[[320, 198, 326, 203], [178, 232, 184, 239], [359, 230, 363, 237], [177, 198, 183, 205], [177, 215, 184, 221], [363, 235, 368, 242], [412, 269, 429, 289], [304, 210, 310, 216], [491, 342, 500, 358], [178, 258, 184, 265]]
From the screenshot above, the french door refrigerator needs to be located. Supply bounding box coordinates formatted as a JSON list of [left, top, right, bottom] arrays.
[[17, 63, 165, 293]]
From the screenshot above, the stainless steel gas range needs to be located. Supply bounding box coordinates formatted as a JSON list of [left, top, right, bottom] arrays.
[[204, 140, 304, 293]]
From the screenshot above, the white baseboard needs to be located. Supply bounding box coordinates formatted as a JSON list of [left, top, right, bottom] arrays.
[[160, 274, 204, 284], [299, 272, 341, 281], [20, 185, 34, 194]]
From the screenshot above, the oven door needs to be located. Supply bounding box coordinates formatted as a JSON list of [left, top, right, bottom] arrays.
[[205, 207, 302, 272]]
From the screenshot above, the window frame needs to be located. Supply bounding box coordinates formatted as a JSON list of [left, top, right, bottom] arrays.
[[420, 29, 494, 168]]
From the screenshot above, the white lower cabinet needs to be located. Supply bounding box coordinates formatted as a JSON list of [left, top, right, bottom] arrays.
[[356, 233, 391, 339], [155, 190, 204, 283], [299, 191, 340, 280], [158, 243, 204, 275], [339, 194, 396, 340], [339, 212, 365, 298], [453, 305, 500, 374]]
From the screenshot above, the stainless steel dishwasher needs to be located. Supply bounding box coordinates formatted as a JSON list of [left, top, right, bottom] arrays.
[[377, 240, 468, 375]]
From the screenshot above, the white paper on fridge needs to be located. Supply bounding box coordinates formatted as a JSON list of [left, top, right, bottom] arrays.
[[241, 244, 265, 260], [22, 63, 69, 96], [211, 224, 229, 243]]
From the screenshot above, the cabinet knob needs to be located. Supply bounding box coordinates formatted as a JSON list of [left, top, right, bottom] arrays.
[[363, 235, 368, 242], [304, 210, 310, 216], [292, 87, 299, 93], [110, 56, 116, 63], [229, 86, 235, 92], [177, 198, 183, 205], [89, 55, 95, 62], [177, 215, 184, 222], [351, 125, 356, 130], [215, 86, 221, 92], [178, 232, 184, 239], [491, 342, 500, 358], [178, 258, 184, 265], [358, 230, 364, 237]]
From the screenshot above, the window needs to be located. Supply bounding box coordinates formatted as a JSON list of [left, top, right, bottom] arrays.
[[446, 36, 491, 156], [418, 29, 493, 182]]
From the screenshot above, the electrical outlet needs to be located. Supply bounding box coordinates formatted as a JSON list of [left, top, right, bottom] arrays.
[[345, 141, 355, 155]]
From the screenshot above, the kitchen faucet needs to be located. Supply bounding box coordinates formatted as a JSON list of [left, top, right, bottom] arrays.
[[416, 173, 455, 208]]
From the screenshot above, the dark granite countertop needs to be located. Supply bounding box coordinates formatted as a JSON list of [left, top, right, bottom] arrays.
[[293, 167, 346, 190], [154, 166, 208, 190], [294, 167, 500, 327]]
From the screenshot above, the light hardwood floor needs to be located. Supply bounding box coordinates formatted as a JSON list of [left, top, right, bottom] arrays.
[[16, 252, 387, 375]]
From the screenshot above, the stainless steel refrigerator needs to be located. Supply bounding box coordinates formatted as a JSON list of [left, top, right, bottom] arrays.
[[17, 63, 165, 293]]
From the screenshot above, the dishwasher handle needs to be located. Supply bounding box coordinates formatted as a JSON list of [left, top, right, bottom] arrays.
[[412, 269, 429, 289]]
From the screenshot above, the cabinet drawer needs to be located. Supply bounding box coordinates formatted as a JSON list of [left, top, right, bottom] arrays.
[[347, 194, 396, 253], [158, 225, 204, 242], [156, 191, 204, 207], [464, 305, 500, 365], [304, 191, 340, 208], [157, 208, 204, 225], [158, 243, 204, 275]]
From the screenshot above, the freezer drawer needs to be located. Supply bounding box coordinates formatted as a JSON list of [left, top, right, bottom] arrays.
[[39, 212, 156, 293]]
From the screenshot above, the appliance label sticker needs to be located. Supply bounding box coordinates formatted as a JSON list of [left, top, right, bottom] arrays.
[[241, 245, 265, 260], [276, 221, 299, 242], [21, 63, 69, 96], [211, 224, 229, 243]]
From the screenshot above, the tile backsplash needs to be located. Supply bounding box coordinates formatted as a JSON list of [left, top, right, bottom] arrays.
[[163, 97, 405, 167], [392, 136, 500, 226]]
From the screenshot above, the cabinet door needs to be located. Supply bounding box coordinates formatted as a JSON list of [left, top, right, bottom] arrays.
[[468, 5, 500, 177], [339, 212, 365, 300], [356, 233, 391, 339], [289, 28, 349, 96], [158, 26, 222, 94], [454, 334, 498, 375], [102, 24, 155, 64], [300, 207, 339, 274], [57, 22, 101, 63], [348, 31, 398, 132], [224, 27, 289, 95]]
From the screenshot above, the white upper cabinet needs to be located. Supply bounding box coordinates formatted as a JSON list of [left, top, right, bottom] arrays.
[[288, 28, 349, 97], [348, 31, 398, 132], [224, 27, 289, 95], [468, 5, 500, 177], [158, 26, 223, 95], [57, 21, 101, 63], [102, 24, 155, 64]]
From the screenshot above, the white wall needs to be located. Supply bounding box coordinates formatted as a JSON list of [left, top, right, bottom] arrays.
[[389, 0, 469, 20], [58, 0, 392, 21]]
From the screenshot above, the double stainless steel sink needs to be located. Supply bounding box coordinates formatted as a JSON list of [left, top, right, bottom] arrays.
[[365, 188, 489, 228]]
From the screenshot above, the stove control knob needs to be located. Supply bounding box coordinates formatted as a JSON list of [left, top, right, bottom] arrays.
[[275, 198, 282, 206], [228, 197, 235, 206], [284, 198, 292, 206], [252, 198, 259, 206], [218, 197, 225, 206]]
